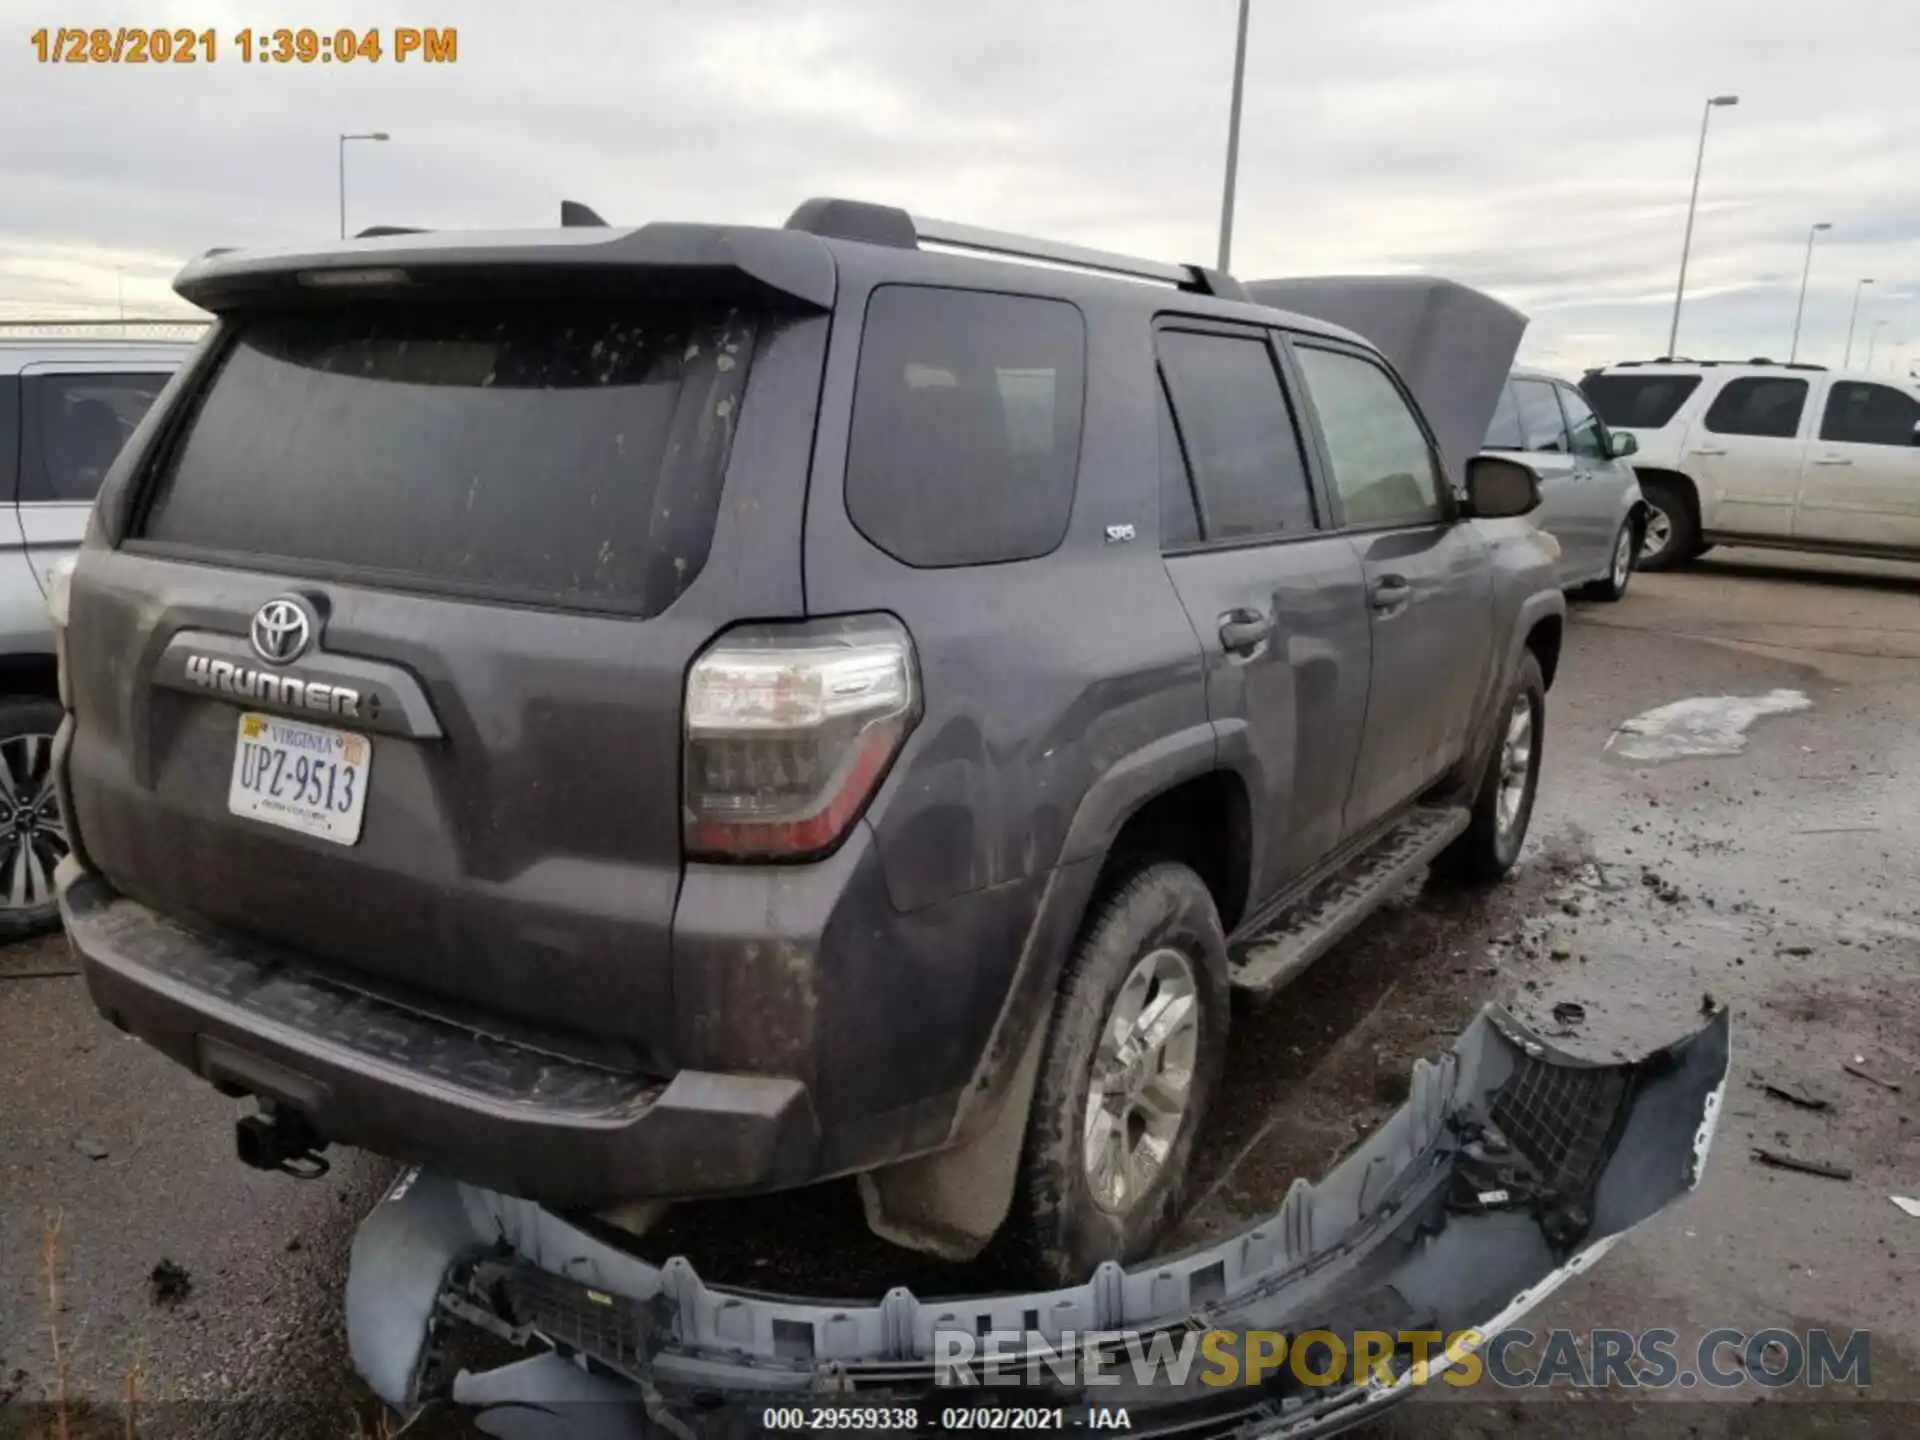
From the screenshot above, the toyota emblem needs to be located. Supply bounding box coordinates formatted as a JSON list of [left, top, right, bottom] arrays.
[[250, 597, 316, 666]]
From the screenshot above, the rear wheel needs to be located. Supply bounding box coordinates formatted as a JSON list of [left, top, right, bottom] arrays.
[[1012, 861, 1228, 1286], [1582, 520, 1636, 602], [1434, 653, 1545, 886], [0, 696, 69, 940], [1637, 479, 1699, 571]]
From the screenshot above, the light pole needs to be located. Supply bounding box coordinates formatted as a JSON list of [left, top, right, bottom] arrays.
[[1666, 94, 1739, 359], [1216, 0, 1252, 273], [1842, 279, 1875, 368], [338, 132, 390, 239], [1788, 222, 1831, 363], [1865, 320, 1889, 370]]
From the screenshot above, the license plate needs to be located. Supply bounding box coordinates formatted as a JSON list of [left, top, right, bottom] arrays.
[[227, 712, 372, 846]]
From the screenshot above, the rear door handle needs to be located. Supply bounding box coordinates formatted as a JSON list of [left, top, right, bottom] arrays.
[[1813, 456, 1853, 467], [1689, 447, 1728, 457], [1218, 609, 1273, 657], [1370, 574, 1412, 613]]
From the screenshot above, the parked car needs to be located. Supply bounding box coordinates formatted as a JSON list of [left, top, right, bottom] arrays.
[[1483, 366, 1647, 600], [1580, 359, 1920, 570], [51, 200, 1565, 1284], [0, 338, 188, 936]]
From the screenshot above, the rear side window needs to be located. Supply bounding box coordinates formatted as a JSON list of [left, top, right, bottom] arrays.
[[845, 286, 1085, 568], [1514, 379, 1568, 453], [23, 372, 170, 502], [1156, 330, 1315, 541], [1580, 373, 1702, 429], [1820, 382, 1920, 447], [137, 300, 756, 615], [1703, 377, 1808, 439], [1294, 345, 1446, 527], [0, 379, 17, 502], [1483, 384, 1523, 450]]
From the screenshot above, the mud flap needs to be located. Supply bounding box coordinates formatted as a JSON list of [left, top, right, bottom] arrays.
[[345, 1003, 1728, 1437]]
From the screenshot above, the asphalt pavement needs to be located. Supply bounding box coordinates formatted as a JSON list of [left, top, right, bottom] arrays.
[[4, 546, 1919, 1438]]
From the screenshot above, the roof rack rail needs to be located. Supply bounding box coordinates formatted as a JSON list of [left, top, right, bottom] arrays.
[[356, 225, 429, 238], [1609, 356, 1829, 373], [783, 196, 1244, 300]]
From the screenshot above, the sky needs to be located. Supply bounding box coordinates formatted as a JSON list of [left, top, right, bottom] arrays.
[[4, 0, 1918, 378]]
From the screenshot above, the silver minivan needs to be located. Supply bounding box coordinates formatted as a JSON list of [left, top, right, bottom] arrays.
[[1483, 364, 1647, 601], [1, 337, 189, 935]]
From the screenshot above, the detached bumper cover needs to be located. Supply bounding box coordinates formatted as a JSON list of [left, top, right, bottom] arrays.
[[347, 1003, 1729, 1438]]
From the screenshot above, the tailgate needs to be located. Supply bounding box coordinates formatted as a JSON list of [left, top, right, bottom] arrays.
[[63, 291, 825, 1066]]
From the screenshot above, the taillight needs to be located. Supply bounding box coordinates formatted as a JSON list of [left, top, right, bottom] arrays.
[[684, 615, 920, 861]]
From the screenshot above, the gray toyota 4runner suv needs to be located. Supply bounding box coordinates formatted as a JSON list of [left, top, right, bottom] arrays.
[[54, 200, 1565, 1284]]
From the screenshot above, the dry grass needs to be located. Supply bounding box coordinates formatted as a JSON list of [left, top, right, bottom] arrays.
[[41, 1213, 72, 1440], [21, 1212, 150, 1440]]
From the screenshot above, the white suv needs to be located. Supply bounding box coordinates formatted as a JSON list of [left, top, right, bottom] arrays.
[[1580, 360, 1920, 570], [1, 337, 188, 934]]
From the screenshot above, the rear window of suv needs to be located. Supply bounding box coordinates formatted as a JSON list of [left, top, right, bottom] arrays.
[[1579, 373, 1702, 430], [135, 299, 757, 616]]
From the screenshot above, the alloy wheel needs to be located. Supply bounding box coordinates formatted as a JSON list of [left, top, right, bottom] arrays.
[[1084, 947, 1201, 1215], [1641, 506, 1673, 563], [0, 733, 67, 911], [1496, 696, 1534, 837]]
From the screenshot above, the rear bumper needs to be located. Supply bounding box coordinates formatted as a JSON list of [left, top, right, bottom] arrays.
[[58, 860, 821, 1207]]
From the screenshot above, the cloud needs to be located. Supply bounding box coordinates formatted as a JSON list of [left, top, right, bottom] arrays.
[[3, 0, 1916, 373]]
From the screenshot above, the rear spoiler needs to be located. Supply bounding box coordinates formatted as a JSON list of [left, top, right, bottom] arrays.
[[1246, 276, 1527, 487], [174, 222, 837, 314]]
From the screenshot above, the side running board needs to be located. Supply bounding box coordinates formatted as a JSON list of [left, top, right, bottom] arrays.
[[1231, 805, 1470, 1002]]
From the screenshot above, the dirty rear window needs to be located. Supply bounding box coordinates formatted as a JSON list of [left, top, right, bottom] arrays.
[[136, 300, 757, 615]]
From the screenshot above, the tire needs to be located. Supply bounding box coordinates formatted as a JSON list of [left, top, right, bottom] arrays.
[[1012, 861, 1229, 1286], [1636, 478, 1699, 572], [1433, 652, 1545, 886], [0, 695, 70, 940], [1581, 520, 1636, 602]]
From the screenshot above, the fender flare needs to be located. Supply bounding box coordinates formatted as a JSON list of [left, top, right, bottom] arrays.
[[1460, 588, 1566, 785], [947, 720, 1223, 1139]]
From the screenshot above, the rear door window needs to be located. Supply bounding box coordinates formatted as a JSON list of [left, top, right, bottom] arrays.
[[1703, 377, 1809, 439], [1514, 379, 1568, 453], [1157, 378, 1202, 548], [1155, 329, 1317, 542], [1579, 373, 1702, 429], [1819, 381, 1920, 447], [845, 286, 1085, 568], [137, 300, 757, 615], [22, 372, 170, 502], [1294, 345, 1446, 527]]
